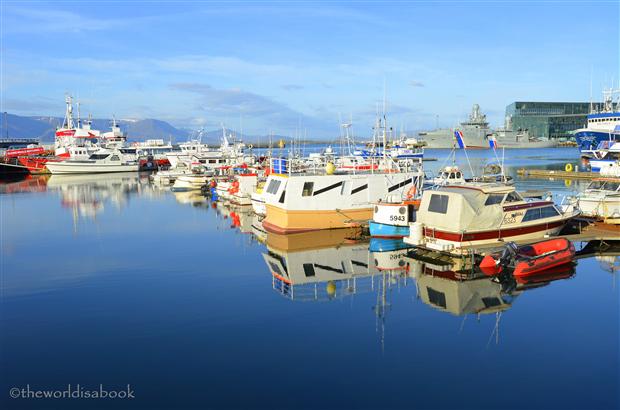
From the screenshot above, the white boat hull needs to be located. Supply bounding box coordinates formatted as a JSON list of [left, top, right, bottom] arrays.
[[45, 162, 139, 174]]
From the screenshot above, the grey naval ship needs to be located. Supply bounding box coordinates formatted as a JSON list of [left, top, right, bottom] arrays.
[[418, 104, 558, 149]]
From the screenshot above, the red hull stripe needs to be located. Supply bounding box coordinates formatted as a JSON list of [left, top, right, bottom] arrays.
[[503, 201, 552, 212], [424, 220, 565, 242]]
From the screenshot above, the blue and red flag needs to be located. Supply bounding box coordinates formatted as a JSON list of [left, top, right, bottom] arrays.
[[489, 135, 499, 149]]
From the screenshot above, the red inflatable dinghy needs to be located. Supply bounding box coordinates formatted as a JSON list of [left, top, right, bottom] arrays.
[[480, 238, 575, 277]]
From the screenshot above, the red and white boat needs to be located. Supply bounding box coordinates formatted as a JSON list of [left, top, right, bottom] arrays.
[[14, 96, 102, 174], [404, 182, 580, 254]]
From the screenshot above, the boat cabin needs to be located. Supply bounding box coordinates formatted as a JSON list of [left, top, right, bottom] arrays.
[[407, 182, 573, 252]]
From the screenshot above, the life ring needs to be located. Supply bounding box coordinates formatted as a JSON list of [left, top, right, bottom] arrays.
[[564, 179, 572, 187], [406, 186, 417, 200], [565, 163, 573, 172]]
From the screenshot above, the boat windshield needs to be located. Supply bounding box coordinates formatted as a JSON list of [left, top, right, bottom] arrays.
[[602, 181, 620, 191], [587, 181, 605, 190], [504, 192, 523, 202], [89, 154, 110, 160]]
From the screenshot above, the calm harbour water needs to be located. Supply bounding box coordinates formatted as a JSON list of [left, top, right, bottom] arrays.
[[1, 148, 618, 410]]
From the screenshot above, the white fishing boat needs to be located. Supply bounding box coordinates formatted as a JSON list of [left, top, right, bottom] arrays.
[[262, 111, 425, 234], [251, 181, 267, 216], [403, 182, 580, 254], [228, 173, 259, 206], [430, 165, 467, 186], [45, 150, 139, 174], [573, 178, 620, 222], [261, 158, 424, 234]]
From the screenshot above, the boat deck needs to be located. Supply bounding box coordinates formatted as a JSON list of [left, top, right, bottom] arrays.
[[517, 168, 599, 180]]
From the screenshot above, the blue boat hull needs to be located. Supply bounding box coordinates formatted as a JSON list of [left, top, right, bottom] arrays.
[[575, 130, 619, 151], [369, 221, 409, 238]]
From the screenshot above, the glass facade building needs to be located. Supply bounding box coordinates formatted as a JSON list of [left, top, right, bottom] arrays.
[[505, 102, 603, 139]]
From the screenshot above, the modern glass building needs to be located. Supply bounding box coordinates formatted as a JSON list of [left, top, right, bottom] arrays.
[[505, 102, 603, 140]]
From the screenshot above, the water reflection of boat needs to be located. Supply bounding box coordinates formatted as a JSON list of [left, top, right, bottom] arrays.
[[172, 190, 208, 205], [46, 172, 147, 219], [406, 251, 577, 317], [0, 174, 49, 194], [370, 238, 413, 271], [262, 229, 411, 302], [414, 264, 517, 316]]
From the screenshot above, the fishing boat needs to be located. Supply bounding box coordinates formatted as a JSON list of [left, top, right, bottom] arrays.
[[369, 199, 420, 238], [228, 173, 259, 206], [251, 181, 267, 216], [403, 182, 580, 254], [261, 158, 424, 234], [574, 88, 620, 151], [262, 110, 425, 234], [44, 150, 139, 174], [479, 238, 575, 278], [572, 178, 620, 221]]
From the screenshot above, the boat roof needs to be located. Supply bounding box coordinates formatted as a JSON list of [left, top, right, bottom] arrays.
[[438, 182, 514, 195]]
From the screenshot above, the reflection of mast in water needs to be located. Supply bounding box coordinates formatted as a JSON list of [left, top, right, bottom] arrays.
[[373, 272, 392, 353]]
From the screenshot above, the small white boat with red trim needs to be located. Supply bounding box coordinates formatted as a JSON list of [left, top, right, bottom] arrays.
[[403, 182, 580, 254], [44, 149, 139, 174]]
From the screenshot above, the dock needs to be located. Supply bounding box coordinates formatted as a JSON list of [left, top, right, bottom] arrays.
[[517, 168, 599, 180]]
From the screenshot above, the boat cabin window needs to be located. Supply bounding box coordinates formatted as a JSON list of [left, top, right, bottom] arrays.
[[428, 194, 449, 214], [89, 154, 110, 160], [266, 179, 281, 194], [303, 263, 316, 277], [279, 189, 286, 203], [268, 262, 284, 277], [302, 182, 314, 196], [456, 172, 462, 179], [484, 194, 504, 205], [504, 192, 522, 203], [110, 155, 120, 161], [588, 181, 604, 190], [426, 287, 446, 309], [449, 172, 456, 179], [522, 206, 559, 222], [481, 297, 502, 309], [603, 181, 620, 191]]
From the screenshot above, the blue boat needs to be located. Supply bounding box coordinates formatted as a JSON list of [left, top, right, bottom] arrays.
[[574, 90, 620, 151], [369, 221, 410, 238]]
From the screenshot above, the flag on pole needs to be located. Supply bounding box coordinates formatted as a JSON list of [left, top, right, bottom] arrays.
[[489, 135, 499, 149], [454, 130, 467, 149]]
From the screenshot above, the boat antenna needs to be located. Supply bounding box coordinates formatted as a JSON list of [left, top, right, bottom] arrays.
[[589, 65, 594, 113], [382, 79, 387, 166]]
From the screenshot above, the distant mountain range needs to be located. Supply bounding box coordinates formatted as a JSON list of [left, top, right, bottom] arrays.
[[0, 113, 190, 142], [0, 113, 293, 144]]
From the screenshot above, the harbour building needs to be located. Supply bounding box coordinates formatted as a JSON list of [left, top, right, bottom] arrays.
[[505, 102, 603, 140]]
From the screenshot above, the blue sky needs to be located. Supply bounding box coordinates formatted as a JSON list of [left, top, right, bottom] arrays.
[[2, 0, 619, 137]]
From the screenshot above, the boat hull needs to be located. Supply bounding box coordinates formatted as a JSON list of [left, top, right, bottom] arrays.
[[578, 196, 620, 219], [369, 221, 410, 238], [411, 220, 568, 254], [263, 205, 372, 234], [44, 162, 139, 174]]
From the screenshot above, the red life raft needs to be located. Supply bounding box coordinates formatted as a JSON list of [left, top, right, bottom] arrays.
[[480, 238, 575, 277]]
